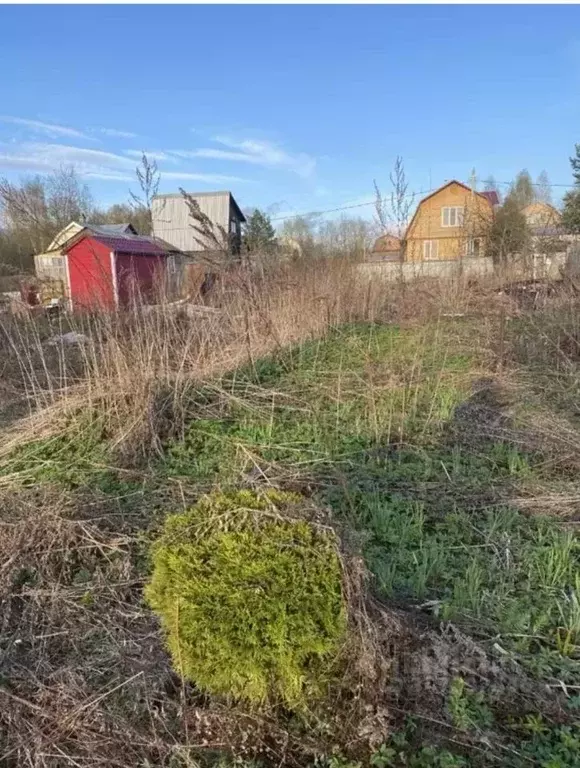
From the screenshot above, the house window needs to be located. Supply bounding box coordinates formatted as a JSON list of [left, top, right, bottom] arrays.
[[230, 219, 238, 235], [467, 238, 481, 257], [423, 240, 438, 260], [441, 207, 464, 227]]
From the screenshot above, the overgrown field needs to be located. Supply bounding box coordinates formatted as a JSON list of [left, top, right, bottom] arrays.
[[1, 269, 580, 768]]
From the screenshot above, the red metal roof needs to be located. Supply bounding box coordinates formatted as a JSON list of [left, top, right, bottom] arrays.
[[480, 190, 500, 206]]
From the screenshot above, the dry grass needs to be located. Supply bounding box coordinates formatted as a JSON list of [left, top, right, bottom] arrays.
[[0, 259, 510, 460], [1, 260, 579, 766]]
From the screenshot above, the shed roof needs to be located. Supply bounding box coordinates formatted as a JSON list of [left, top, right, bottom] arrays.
[[45, 221, 137, 253], [65, 230, 183, 257]]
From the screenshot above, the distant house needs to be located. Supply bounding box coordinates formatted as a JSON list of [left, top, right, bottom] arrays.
[[522, 202, 562, 235], [151, 191, 246, 258], [368, 234, 402, 262], [61, 229, 182, 311], [404, 181, 496, 262], [34, 222, 136, 283]]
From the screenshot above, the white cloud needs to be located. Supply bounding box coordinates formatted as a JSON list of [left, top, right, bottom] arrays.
[[0, 116, 90, 140], [0, 141, 249, 186], [0, 142, 135, 181], [99, 127, 139, 139], [172, 136, 316, 178]]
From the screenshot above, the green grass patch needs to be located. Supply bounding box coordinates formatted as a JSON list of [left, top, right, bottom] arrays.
[[326, 448, 580, 681], [0, 414, 116, 490], [164, 324, 477, 484], [163, 322, 580, 680]]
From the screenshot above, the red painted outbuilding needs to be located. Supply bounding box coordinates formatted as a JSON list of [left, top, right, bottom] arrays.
[[62, 229, 181, 311]]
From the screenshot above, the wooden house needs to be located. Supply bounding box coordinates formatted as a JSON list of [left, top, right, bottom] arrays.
[[522, 202, 562, 234], [404, 181, 496, 262], [369, 234, 402, 262], [151, 191, 246, 257]]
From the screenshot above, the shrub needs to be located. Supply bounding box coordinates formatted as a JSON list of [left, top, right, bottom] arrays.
[[145, 489, 347, 708]]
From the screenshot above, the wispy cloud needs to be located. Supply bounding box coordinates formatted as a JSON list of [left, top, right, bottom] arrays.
[[0, 116, 90, 140], [99, 127, 139, 139], [162, 170, 248, 184], [0, 142, 135, 181], [124, 149, 176, 163], [0, 142, 248, 186], [173, 136, 316, 178]]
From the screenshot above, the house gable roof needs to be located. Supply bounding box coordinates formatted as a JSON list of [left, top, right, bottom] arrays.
[[522, 202, 561, 218], [372, 233, 401, 253], [404, 180, 495, 240], [47, 222, 84, 252]]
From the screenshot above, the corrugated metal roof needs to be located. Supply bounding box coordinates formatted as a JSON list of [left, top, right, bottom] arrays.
[[66, 230, 183, 256], [480, 190, 500, 206], [87, 223, 137, 236]]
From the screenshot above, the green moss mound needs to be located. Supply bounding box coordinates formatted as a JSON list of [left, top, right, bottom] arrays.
[[145, 489, 347, 707]]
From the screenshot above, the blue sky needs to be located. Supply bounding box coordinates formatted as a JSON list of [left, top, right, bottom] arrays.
[[1, 4, 580, 222]]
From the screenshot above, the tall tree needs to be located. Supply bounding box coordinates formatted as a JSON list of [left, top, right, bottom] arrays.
[[536, 170, 552, 204], [509, 169, 536, 209], [243, 209, 277, 254], [562, 145, 580, 234]]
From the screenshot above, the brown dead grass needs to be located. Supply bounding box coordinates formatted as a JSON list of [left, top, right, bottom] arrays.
[[1, 262, 579, 766]]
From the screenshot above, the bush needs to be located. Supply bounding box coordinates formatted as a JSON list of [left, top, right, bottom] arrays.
[[145, 489, 347, 708]]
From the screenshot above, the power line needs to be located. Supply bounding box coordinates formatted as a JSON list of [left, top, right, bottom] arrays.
[[271, 176, 577, 226], [270, 186, 436, 223], [472, 178, 574, 189]]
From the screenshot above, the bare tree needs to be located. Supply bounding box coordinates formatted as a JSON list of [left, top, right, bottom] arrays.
[[536, 170, 552, 205], [373, 156, 414, 243], [129, 153, 160, 235], [0, 165, 94, 253]]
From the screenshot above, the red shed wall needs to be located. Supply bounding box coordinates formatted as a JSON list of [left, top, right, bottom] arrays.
[[66, 237, 115, 310], [115, 253, 166, 306]]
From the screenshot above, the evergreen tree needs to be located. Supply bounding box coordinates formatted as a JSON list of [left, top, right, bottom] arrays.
[[488, 196, 529, 265], [536, 170, 552, 204], [562, 145, 580, 234], [571, 144, 580, 185], [243, 208, 277, 253]]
